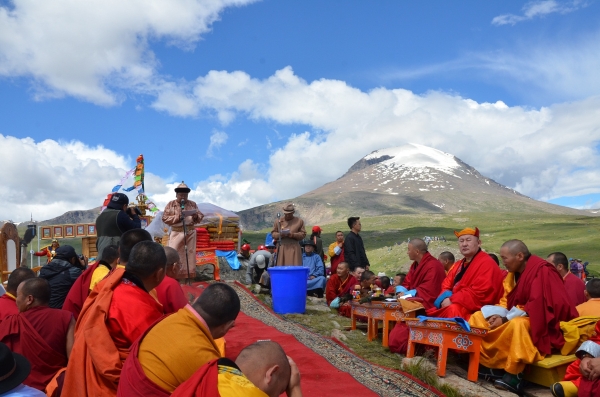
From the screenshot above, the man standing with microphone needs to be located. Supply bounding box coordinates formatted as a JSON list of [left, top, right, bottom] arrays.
[[162, 182, 204, 280]]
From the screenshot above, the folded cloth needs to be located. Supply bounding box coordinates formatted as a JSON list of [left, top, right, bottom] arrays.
[[416, 315, 471, 332], [330, 297, 341, 309], [215, 250, 241, 270], [396, 286, 408, 294], [576, 340, 600, 359], [433, 290, 453, 309]]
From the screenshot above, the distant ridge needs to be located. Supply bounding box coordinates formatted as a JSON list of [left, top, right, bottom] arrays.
[[237, 143, 590, 230]]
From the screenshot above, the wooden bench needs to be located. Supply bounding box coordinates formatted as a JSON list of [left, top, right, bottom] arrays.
[[406, 319, 488, 382], [523, 354, 577, 387]]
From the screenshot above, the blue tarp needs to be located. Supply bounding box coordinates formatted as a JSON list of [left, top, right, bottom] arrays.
[[416, 315, 471, 332], [215, 250, 241, 270]]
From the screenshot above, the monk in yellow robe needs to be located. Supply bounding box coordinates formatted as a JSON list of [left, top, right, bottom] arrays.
[[577, 279, 600, 317], [117, 283, 240, 396], [471, 242, 577, 394], [171, 341, 303, 397]]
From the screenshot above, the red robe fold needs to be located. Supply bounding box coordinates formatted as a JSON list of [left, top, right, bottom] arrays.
[[116, 317, 171, 397], [155, 276, 188, 314], [507, 255, 578, 355], [170, 359, 221, 397], [564, 272, 586, 307], [325, 274, 357, 305], [0, 294, 18, 320], [388, 252, 445, 353], [0, 309, 69, 390], [427, 250, 504, 320], [62, 262, 100, 319]]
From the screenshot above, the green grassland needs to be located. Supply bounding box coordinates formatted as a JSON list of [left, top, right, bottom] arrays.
[[243, 212, 600, 276]]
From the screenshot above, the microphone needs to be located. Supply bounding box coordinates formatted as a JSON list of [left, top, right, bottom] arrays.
[[180, 199, 186, 210], [276, 212, 281, 219]]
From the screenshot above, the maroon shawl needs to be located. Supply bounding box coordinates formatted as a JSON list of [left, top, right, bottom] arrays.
[[402, 252, 446, 310]]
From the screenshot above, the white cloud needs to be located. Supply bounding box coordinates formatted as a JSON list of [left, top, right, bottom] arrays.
[[492, 0, 587, 26], [0, 135, 172, 221], [206, 130, 228, 157], [147, 67, 600, 210], [0, 0, 257, 105]]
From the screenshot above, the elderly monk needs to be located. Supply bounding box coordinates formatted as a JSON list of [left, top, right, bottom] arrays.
[[117, 283, 240, 396], [171, 341, 303, 397], [428, 227, 504, 320], [328, 231, 345, 274], [0, 278, 74, 391], [548, 251, 586, 307], [62, 229, 153, 320], [271, 203, 306, 266], [62, 241, 167, 397], [155, 246, 188, 314], [577, 279, 600, 317], [471, 240, 578, 394], [326, 262, 356, 305], [0, 268, 35, 320], [553, 319, 600, 397], [163, 182, 204, 278], [389, 238, 446, 354]]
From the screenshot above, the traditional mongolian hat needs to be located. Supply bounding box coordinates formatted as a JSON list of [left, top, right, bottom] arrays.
[[300, 239, 316, 247], [454, 227, 480, 238], [282, 203, 295, 214], [174, 181, 191, 193], [0, 343, 31, 394]]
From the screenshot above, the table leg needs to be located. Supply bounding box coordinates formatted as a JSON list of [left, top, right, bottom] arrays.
[[437, 347, 448, 377], [351, 308, 356, 330], [367, 318, 374, 341], [406, 340, 415, 358], [467, 346, 481, 382], [382, 319, 389, 347]]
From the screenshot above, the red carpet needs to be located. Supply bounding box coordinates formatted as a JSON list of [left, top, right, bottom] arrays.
[[225, 311, 378, 397]]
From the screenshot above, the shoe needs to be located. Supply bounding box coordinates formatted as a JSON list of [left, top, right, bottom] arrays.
[[494, 372, 524, 394], [478, 365, 505, 380], [253, 285, 261, 294], [550, 383, 565, 397]]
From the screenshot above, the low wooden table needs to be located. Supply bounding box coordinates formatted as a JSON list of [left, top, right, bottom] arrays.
[[406, 319, 488, 382], [349, 300, 415, 347]]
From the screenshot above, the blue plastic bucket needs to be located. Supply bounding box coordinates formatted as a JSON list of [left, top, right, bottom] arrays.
[[267, 266, 309, 314]]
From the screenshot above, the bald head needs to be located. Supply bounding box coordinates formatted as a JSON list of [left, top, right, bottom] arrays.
[[7, 267, 36, 295], [236, 341, 291, 397], [16, 278, 51, 312], [500, 239, 530, 273], [501, 240, 530, 257], [409, 239, 428, 253]]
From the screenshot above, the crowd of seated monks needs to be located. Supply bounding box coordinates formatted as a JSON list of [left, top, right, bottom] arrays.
[[325, 226, 600, 396], [0, 228, 303, 397]]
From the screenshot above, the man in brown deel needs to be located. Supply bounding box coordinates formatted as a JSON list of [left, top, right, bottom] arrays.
[[271, 203, 306, 266]]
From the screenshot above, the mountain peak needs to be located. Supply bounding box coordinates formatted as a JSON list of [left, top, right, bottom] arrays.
[[364, 143, 460, 176]]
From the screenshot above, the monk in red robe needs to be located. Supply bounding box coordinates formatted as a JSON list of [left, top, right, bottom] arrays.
[[171, 341, 302, 397], [63, 229, 152, 320], [548, 252, 587, 307], [0, 268, 35, 320], [428, 227, 504, 320], [388, 238, 446, 354], [325, 262, 356, 305], [0, 278, 74, 391], [155, 247, 189, 314], [117, 283, 240, 395], [553, 319, 600, 397], [62, 239, 167, 397]]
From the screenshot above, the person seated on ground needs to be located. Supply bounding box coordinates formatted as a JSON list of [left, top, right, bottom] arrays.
[[117, 283, 240, 396], [239, 244, 252, 261], [89, 245, 119, 291], [352, 266, 365, 283], [38, 245, 87, 309], [428, 227, 504, 320], [300, 240, 326, 298], [470, 240, 578, 394], [388, 238, 446, 354], [325, 262, 356, 306], [328, 231, 345, 275], [380, 276, 393, 296], [392, 273, 406, 289], [576, 279, 600, 317], [0, 278, 74, 391], [155, 247, 188, 314], [62, 240, 166, 397], [0, 268, 35, 320], [0, 342, 47, 397], [359, 271, 378, 297], [549, 252, 587, 307], [245, 246, 273, 285], [437, 251, 455, 274], [62, 229, 153, 320], [31, 239, 60, 264], [552, 318, 600, 397], [171, 341, 303, 397]]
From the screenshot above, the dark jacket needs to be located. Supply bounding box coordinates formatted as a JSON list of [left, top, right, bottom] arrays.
[[344, 231, 370, 271], [39, 258, 84, 309], [95, 208, 141, 260]]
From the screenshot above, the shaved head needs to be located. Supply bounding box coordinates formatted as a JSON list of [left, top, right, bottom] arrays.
[[236, 341, 291, 397], [20, 278, 51, 305], [337, 262, 348, 270], [164, 246, 180, 265], [501, 240, 530, 257], [408, 239, 428, 253], [7, 267, 36, 294]]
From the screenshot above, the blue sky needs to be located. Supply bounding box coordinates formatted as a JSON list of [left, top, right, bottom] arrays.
[[1, 0, 600, 221]]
